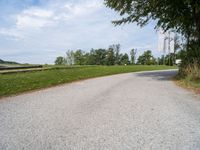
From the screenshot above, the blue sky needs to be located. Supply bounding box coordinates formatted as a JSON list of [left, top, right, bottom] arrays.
[[0, 0, 162, 64]]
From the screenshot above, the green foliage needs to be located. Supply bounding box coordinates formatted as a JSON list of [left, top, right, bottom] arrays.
[[137, 50, 157, 65], [105, 0, 200, 76], [104, 0, 200, 43], [55, 56, 65, 65], [73, 50, 85, 65], [182, 43, 200, 64], [87, 49, 107, 65], [120, 53, 130, 65], [164, 53, 175, 66], [57, 44, 132, 66], [157, 55, 165, 65], [179, 61, 200, 80], [112, 44, 121, 65], [66, 50, 74, 65], [106, 46, 115, 65], [56, 45, 179, 67], [130, 49, 137, 64]]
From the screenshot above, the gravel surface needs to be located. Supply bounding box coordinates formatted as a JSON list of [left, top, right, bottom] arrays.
[[0, 70, 200, 150]]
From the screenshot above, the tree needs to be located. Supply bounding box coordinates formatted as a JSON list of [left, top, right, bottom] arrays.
[[105, 0, 200, 42], [158, 55, 165, 65], [137, 50, 156, 65], [174, 34, 181, 54], [109, 44, 121, 65], [165, 53, 174, 66], [86, 49, 96, 65], [73, 50, 85, 65], [130, 48, 137, 64], [83, 52, 91, 65], [84, 49, 107, 65], [120, 53, 130, 65], [105, 0, 200, 64], [106, 46, 115, 65], [55, 56, 65, 65], [94, 49, 107, 65], [66, 50, 74, 65]]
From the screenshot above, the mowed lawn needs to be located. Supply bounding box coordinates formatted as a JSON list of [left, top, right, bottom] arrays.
[[0, 65, 176, 97]]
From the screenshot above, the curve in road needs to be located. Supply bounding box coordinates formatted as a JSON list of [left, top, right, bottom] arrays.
[[0, 70, 200, 150]]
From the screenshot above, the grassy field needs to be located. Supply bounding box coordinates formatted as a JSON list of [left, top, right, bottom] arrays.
[[0, 65, 176, 97]]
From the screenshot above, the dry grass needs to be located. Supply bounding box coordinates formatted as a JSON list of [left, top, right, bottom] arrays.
[[175, 62, 200, 94], [180, 61, 200, 80], [174, 78, 200, 94]]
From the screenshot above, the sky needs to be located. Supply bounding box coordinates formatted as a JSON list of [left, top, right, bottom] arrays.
[[0, 0, 163, 64]]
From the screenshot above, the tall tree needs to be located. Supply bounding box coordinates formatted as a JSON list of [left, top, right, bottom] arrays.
[[165, 53, 174, 66], [105, 0, 200, 41], [105, 0, 200, 64], [109, 44, 121, 65], [94, 49, 107, 65], [120, 53, 130, 65], [55, 56, 65, 65], [66, 50, 74, 65], [73, 50, 85, 65], [158, 55, 165, 65], [130, 48, 137, 64], [106, 46, 115, 65], [87, 49, 96, 65], [137, 50, 156, 65]]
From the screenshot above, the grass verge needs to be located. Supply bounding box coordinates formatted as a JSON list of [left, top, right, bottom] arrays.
[[174, 62, 200, 94], [0, 65, 176, 97], [174, 76, 200, 94]]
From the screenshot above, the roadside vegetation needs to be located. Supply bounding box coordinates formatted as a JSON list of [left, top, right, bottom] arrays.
[[0, 65, 176, 97], [175, 61, 200, 92], [1, 0, 199, 96], [175, 77, 200, 93], [55, 44, 177, 66], [55, 45, 139, 66], [104, 0, 200, 91]]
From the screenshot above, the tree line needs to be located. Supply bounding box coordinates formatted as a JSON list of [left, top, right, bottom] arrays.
[[55, 44, 134, 65], [104, 0, 200, 77], [55, 44, 179, 66]]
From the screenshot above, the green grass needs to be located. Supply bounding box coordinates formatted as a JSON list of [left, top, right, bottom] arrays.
[[175, 76, 200, 93], [0, 65, 176, 97], [174, 62, 200, 93]]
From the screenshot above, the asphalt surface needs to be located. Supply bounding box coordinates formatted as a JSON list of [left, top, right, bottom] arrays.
[[0, 70, 200, 150]]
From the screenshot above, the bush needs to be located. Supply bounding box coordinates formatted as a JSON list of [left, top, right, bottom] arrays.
[[179, 61, 200, 80]]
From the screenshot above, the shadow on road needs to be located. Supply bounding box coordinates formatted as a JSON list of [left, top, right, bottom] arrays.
[[135, 70, 178, 81]]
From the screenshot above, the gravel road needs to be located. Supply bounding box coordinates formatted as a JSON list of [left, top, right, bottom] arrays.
[[0, 70, 200, 150]]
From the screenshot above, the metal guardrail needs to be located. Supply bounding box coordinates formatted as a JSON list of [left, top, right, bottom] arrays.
[[0, 65, 43, 70], [0, 65, 95, 74], [0, 68, 44, 74]]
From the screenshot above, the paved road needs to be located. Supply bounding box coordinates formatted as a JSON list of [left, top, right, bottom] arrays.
[[0, 70, 200, 150]]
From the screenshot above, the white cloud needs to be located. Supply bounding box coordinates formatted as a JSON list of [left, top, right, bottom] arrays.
[[15, 0, 102, 29], [23, 8, 53, 18], [0, 0, 159, 64], [16, 8, 54, 29], [0, 28, 23, 39], [64, 0, 102, 16], [0, 0, 103, 39]]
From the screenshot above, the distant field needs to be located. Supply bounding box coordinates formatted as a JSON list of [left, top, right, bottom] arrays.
[[0, 65, 177, 97]]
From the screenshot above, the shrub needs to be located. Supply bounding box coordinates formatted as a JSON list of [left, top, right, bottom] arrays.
[[179, 61, 200, 80]]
